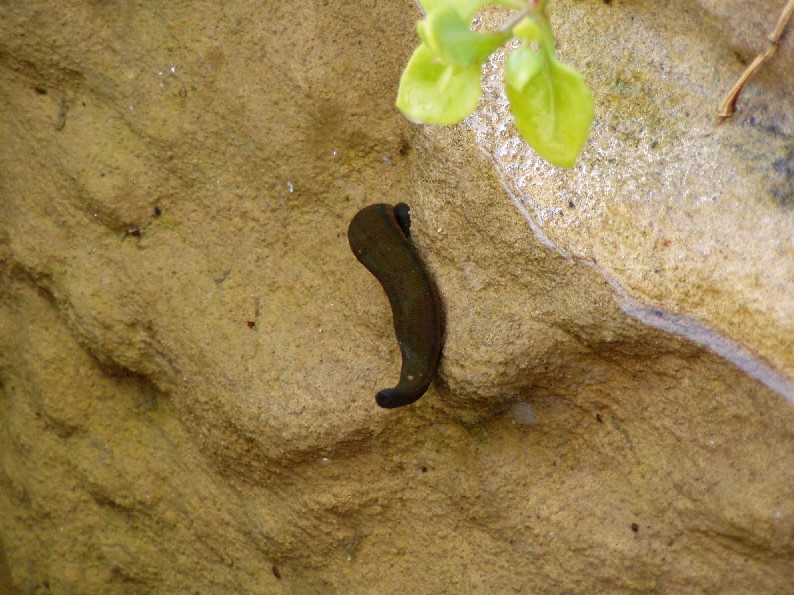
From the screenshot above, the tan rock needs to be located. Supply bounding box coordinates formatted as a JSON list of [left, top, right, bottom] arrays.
[[0, 1, 792, 593]]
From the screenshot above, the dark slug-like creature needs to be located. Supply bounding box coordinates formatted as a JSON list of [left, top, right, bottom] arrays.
[[348, 203, 444, 408]]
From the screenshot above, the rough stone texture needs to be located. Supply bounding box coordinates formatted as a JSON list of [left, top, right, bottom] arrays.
[[471, 0, 794, 382], [699, 0, 794, 86], [1, 1, 792, 594]]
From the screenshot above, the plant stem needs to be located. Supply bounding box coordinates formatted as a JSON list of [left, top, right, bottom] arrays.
[[717, 0, 794, 122], [500, 6, 534, 34]]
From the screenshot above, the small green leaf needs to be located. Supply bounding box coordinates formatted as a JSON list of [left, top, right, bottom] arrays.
[[396, 43, 483, 125], [504, 43, 544, 90], [511, 17, 544, 43], [419, 6, 510, 68], [505, 46, 593, 168]]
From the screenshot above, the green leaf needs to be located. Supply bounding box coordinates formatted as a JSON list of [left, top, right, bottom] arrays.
[[511, 16, 545, 43], [505, 46, 593, 168], [419, 6, 510, 68], [503, 42, 544, 90], [396, 43, 484, 125]]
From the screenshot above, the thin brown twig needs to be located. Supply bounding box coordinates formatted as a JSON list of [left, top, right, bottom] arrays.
[[716, 0, 794, 124], [499, 6, 534, 34]]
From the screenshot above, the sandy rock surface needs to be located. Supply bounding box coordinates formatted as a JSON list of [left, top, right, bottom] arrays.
[[1, 1, 792, 593]]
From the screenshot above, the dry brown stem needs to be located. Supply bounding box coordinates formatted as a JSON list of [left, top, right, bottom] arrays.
[[717, 0, 794, 123]]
